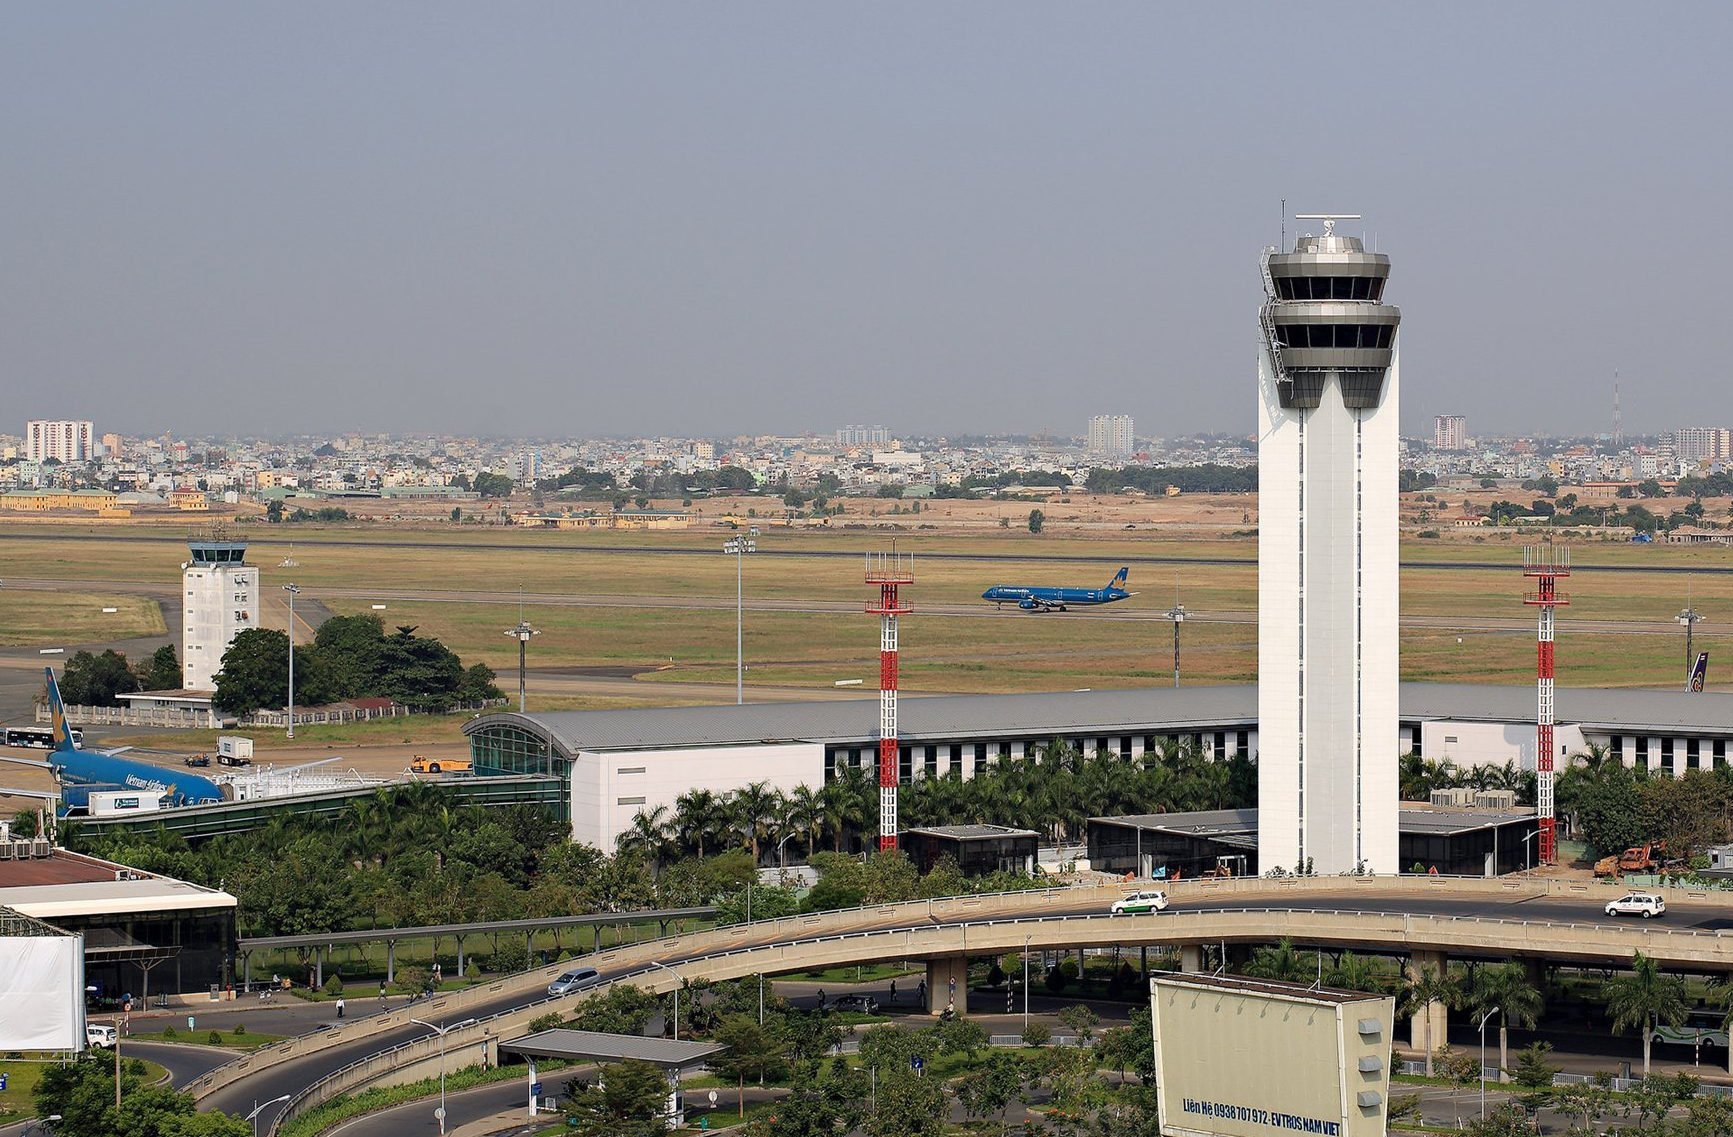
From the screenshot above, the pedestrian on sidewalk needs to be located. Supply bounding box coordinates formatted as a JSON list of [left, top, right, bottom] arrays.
[[889, 980, 897, 1004], [335, 997, 345, 1019]]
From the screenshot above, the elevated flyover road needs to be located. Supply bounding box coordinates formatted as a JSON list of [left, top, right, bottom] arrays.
[[195, 875, 1733, 1132]]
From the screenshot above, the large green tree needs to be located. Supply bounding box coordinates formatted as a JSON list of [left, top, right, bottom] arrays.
[[58, 648, 140, 706], [35, 1052, 248, 1137], [711, 1015, 788, 1116], [212, 628, 290, 714], [560, 1058, 670, 1137]]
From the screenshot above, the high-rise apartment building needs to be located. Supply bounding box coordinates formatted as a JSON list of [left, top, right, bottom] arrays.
[[836, 425, 889, 448], [1257, 217, 1401, 875], [25, 420, 94, 462], [1086, 415, 1135, 457], [182, 537, 258, 691], [1676, 427, 1733, 464], [1433, 415, 1466, 451]]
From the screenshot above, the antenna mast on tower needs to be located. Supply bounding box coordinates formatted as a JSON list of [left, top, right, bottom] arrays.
[[1613, 372, 1623, 444], [866, 550, 914, 851], [1524, 546, 1570, 865]]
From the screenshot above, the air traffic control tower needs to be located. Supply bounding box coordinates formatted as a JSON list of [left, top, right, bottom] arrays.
[[1257, 216, 1401, 875], [182, 535, 257, 691]]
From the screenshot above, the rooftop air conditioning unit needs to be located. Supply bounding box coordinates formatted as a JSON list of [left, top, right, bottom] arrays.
[[30, 838, 50, 858], [1428, 788, 1476, 808], [0, 843, 13, 860], [1474, 790, 1518, 810]]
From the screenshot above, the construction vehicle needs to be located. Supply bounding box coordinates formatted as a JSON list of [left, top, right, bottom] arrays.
[[1595, 842, 1665, 878]]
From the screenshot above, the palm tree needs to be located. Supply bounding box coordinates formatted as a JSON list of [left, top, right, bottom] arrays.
[[1469, 962, 1544, 1080], [730, 781, 781, 864], [785, 784, 823, 857], [1604, 951, 1689, 1076], [820, 769, 869, 852], [674, 789, 722, 858], [1245, 938, 1313, 983], [617, 805, 675, 871], [1325, 951, 1383, 994], [1403, 964, 1461, 1077]]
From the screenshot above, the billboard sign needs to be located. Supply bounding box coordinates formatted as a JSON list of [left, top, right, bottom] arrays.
[[0, 927, 86, 1051], [1151, 973, 1394, 1137]]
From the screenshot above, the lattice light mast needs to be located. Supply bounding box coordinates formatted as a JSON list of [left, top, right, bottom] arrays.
[[1524, 545, 1570, 864], [866, 551, 914, 851]]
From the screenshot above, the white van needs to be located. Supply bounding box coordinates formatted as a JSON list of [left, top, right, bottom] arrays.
[[86, 1023, 117, 1047]]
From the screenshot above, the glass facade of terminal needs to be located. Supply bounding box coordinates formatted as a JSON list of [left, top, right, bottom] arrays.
[[469, 723, 567, 779]]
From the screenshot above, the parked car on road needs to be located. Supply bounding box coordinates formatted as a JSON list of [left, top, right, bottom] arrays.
[[1111, 889, 1169, 915], [547, 967, 599, 996], [86, 1023, 117, 1047], [831, 993, 879, 1014], [1605, 892, 1665, 918]]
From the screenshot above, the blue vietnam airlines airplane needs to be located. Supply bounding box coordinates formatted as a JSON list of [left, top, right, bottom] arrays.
[[0, 668, 227, 812], [982, 567, 1135, 612]]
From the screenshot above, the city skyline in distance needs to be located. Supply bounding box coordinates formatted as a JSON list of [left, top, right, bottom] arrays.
[[5, 5, 1727, 439]]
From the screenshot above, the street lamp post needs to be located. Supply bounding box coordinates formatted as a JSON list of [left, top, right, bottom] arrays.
[[245, 1095, 291, 1137], [504, 619, 539, 713], [1677, 599, 1705, 691], [1022, 934, 1031, 1031], [1478, 1006, 1499, 1119], [650, 960, 683, 1038], [723, 527, 758, 704], [411, 1018, 478, 1136], [282, 584, 300, 738], [1521, 830, 1540, 872]]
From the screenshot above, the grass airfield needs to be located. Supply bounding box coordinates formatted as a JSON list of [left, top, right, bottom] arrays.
[[0, 514, 1729, 702]]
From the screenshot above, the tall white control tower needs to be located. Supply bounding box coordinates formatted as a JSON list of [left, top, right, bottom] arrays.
[[182, 535, 258, 691], [1257, 216, 1401, 875]]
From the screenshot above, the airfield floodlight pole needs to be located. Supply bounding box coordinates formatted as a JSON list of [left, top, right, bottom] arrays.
[[1523, 547, 1568, 865], [724, 527, 758, 704], [1164, 578, 1187, 689], [504, 619, 539, 713], [411, 1017, 477, 1136], [282, 584, 300, 739], [866, 550, 914, 851], [1677, 593, 1705, 691]]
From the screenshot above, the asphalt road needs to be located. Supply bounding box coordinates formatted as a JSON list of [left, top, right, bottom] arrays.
[[202, 887, 1733, 1133]]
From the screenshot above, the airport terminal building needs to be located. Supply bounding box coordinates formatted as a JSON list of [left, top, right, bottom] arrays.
[[465, 683, 1733, 853]]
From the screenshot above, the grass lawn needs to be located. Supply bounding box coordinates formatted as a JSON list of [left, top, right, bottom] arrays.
[[3, 524, 1729, 696], [124, 1026, 284, 1049], [0, 589, 165, 646], [793, 963, 920, 984]]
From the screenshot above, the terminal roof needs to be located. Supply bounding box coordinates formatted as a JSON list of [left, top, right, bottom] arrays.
[[500, 1029, 725, 1069], [1155, 972, 1386, 1006], [475, 682, 1733, 754]]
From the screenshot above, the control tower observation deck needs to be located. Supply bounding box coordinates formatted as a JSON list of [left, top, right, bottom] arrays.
[[182, 536, 258, 692], [1257, 217, 1402, 876]]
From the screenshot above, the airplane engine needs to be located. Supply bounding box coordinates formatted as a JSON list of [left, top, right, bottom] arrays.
[[1018, 598, 1038, 610]]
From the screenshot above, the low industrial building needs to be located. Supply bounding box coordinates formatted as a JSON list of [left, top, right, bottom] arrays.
[[466, 683, 1733, 854], [899, 824, 1039, 876], [0, 842, 238, 998], [1087, 804, 1539, 879]]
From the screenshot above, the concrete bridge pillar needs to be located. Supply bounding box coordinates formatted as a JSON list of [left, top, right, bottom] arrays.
[[314, 947, 324, 990], [926, 956, 969, 1016], [386, 940, 396, 984], [1179, 944, 1204, 973], [1405, 950, 1450, 1058]]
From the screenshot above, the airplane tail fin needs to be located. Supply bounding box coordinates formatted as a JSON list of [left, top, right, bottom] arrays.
[[44, 667, 77, 752], [1109, 567, 1129, 589]]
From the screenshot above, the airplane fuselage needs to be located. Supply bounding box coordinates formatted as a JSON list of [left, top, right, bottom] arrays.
[[50, 749, 225, 807], [981, 585, 1131, 611]]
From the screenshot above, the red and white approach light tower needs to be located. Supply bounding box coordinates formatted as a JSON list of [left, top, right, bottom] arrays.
[[866, 551, 914, 851], [1523, 545, 1569, 864]]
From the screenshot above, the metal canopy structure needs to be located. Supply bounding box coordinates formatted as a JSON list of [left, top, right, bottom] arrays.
[[500, 1028, 726, 1070]]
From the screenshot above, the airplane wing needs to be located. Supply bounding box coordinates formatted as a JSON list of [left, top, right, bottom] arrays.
[[0, 755, 50, 770], [0, 786, 58, 800]]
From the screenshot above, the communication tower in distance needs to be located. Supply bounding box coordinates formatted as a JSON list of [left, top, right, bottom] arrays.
[[866, 551, 914, 851], [1524, 545, 1570, 864]]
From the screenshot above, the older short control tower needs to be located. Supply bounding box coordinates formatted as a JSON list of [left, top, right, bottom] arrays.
[[1257, 216, 1401, 875]]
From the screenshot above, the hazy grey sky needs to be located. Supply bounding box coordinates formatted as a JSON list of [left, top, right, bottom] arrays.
[[5, 4, 1728, 440]]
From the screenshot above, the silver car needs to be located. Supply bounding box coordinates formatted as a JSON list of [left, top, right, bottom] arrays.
[[547, 967, 599, 996]]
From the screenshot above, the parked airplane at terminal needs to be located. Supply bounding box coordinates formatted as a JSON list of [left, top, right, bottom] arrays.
[[0, 669, 228, 810], [982, 567, 1135, 612]]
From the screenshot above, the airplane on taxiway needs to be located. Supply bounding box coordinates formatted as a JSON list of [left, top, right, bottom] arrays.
[[982, 567, 1135, 612]]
